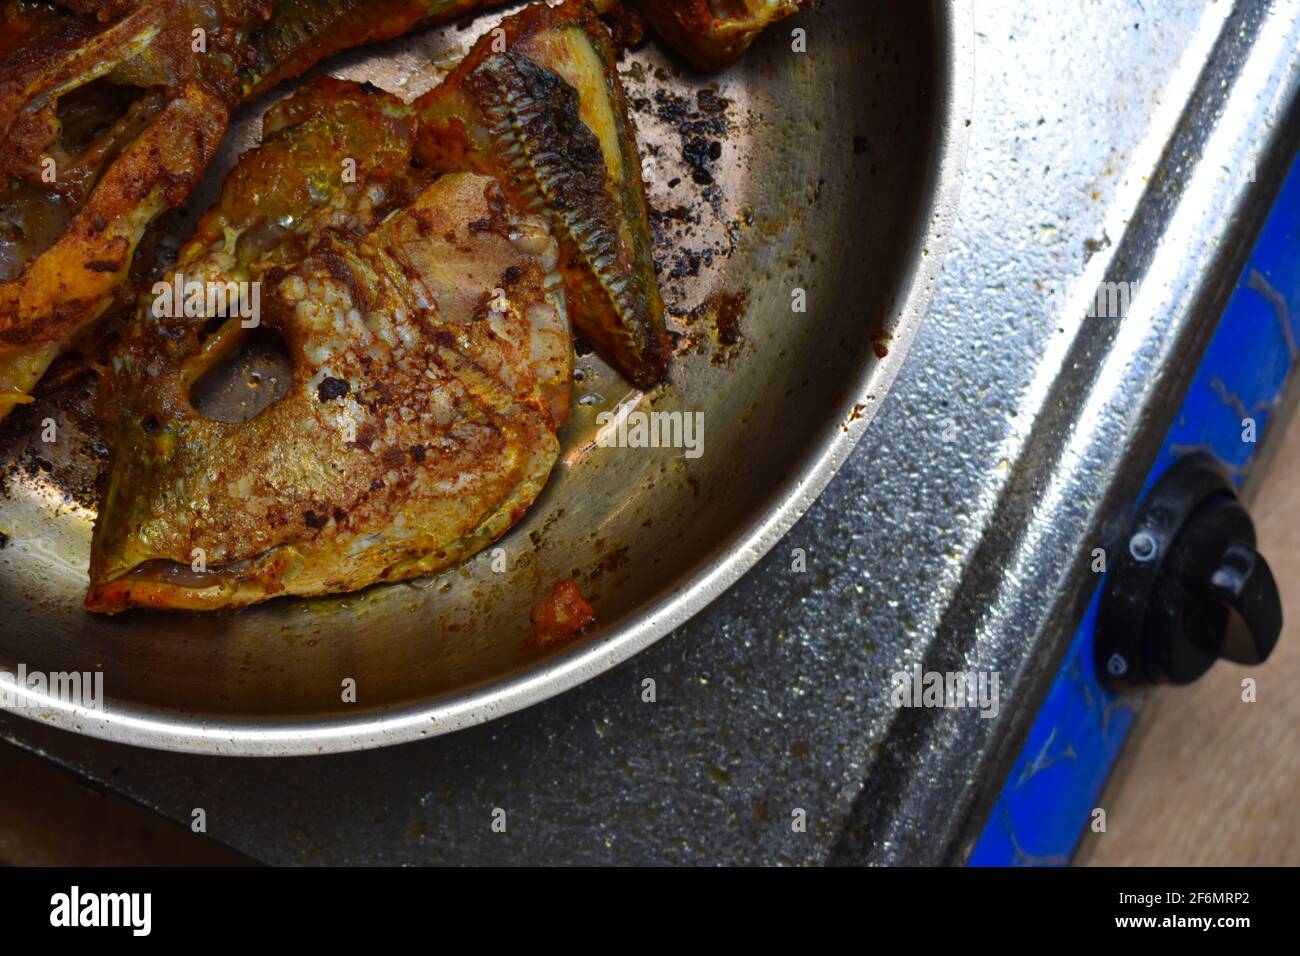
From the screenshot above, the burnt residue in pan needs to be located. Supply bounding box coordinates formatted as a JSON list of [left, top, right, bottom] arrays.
[[658, 288, 752, 367], [621, 62, 748, 303], [622, 60, 752, 359], [0, 354, 108, 511]]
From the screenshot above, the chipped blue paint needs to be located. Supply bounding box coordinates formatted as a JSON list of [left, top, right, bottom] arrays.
[[970, 153, 1300, 867]]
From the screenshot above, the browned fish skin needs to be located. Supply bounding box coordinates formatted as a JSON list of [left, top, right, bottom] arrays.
[[416, 0, 671, 389], [87, 79, 572, 613], [634, 0, 808, 71]]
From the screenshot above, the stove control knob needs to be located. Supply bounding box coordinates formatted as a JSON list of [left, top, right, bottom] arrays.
[[1096, 454, 1282, 689]]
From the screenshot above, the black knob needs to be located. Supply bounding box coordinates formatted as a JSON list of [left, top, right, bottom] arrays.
[[1096, 454, 1283, 690]]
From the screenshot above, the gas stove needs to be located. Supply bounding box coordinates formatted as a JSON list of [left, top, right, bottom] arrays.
[[3, 0, 1299, 866]]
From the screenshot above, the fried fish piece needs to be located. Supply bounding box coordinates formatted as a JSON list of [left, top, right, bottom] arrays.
[[176, 75, 425, 277], [416, 0, 670, 389], [634, 0, 807, 70], [87, 81, 571, 612], [0, 0, 270, 417]]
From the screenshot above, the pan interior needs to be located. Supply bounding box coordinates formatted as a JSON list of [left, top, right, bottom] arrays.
[[0, 2, 940, 737]]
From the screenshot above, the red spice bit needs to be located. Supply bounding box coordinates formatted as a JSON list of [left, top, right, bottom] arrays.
[[530, 578, 596, 647], [713, 288, 747, 346]]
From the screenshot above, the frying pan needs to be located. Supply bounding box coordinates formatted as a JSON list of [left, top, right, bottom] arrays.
[[0, 0, 971, 754]]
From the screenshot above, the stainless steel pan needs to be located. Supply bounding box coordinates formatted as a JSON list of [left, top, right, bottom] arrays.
[[0, 0, 971, 754]]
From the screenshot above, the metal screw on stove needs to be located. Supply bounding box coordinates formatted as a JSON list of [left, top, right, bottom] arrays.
[[1128, 530, 1158, 562]]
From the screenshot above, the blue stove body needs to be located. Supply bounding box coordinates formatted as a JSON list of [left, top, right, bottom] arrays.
[[971, 151, 1300, 867]]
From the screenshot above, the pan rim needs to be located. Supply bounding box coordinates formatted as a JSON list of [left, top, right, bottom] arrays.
[[1, 0, 975, 755]]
